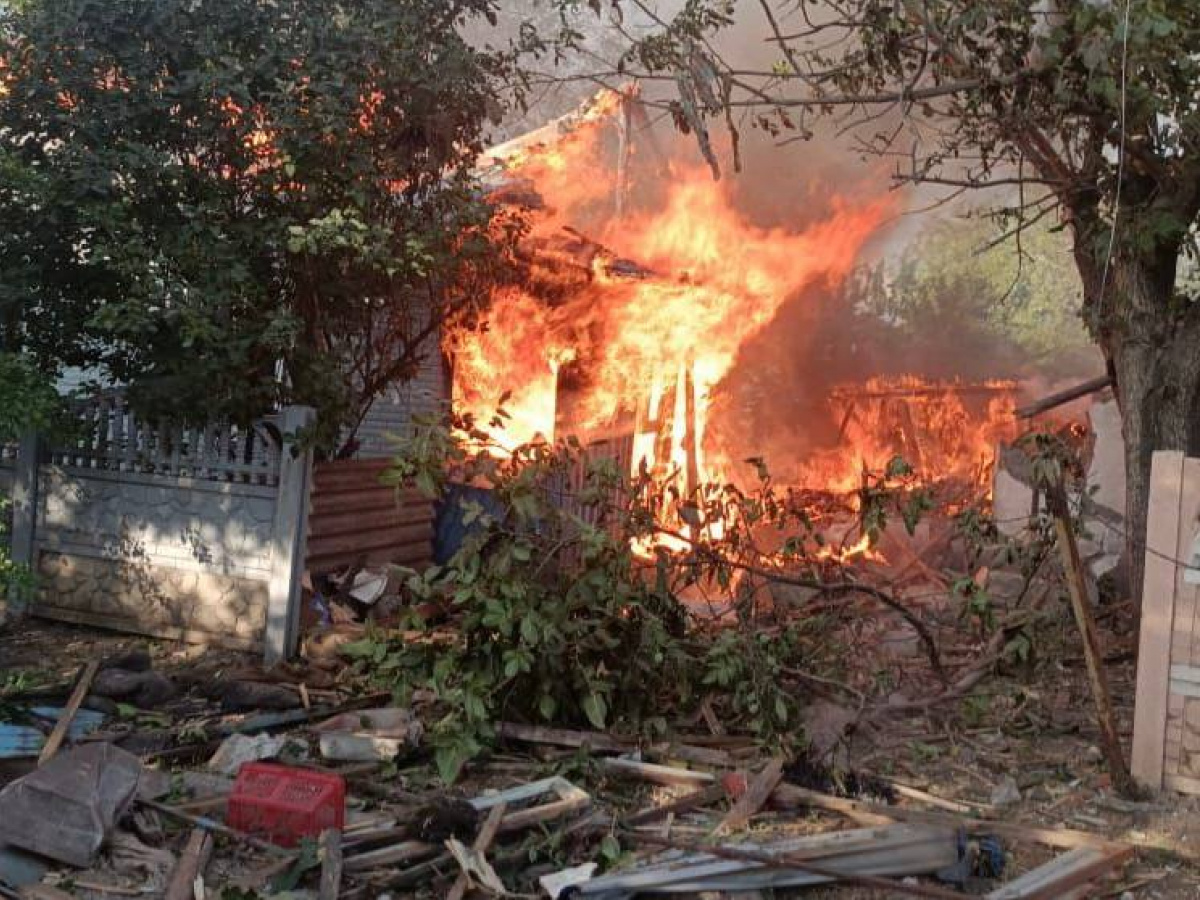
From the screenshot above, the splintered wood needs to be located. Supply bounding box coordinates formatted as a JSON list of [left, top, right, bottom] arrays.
[[1132, 451, 1200, 792]]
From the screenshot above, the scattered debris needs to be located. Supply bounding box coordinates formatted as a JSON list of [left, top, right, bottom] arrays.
[[212, 680, 302, 712], [91, 667, 177, 709], [445, 804, 508, 899], [347, 569, 389, 605], [317, 828, 343, 900], [0, 743, 142, 866], [37, 660, 99, 764], [314, 707, 422, 762], [577, 825, 963, 897], [0, 706, 106, 759], [164, 829, 212, 900], [207, 732, 293, 777], [990, 776, 1022, 809], [540, 863, 599, 899]]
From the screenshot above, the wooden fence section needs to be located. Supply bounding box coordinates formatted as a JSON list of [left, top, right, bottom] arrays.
[[306, 458, 435, 576], [1132, 451, 1200, 793], [551, 433, 635, 528], [48, 393, 281, 486]]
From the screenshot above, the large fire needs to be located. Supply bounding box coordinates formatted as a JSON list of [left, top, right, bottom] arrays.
[[450, 90, 1017, 514]]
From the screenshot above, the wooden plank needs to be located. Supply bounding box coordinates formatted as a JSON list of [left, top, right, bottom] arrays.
[[1177, 458, 1200, 669], [446, 802, 506, 900], [164, 828, 213, 900], [309, 505, 434, 539], [985, 846, 1127, 900], [306, 546, 432, 574], [1167, 677, 1200, 699], [310, 488, 431, 516], [715, 757, 785, 834], [1170, 664, 1200, 684], [626, 783, 729, 826], [317, 828, 342, 900], [1162, 771, 1200, 795], [598, 757, 716, 788], [37, 660, 99, 765], [1132, 451, 1186, 789], [1014, 374, 1112, 419], [1049, 480, 1135, 797], [343, 840, 437, 872], [494, 721, 732, 768]]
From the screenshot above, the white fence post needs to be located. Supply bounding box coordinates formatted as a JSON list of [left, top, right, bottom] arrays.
[[5, 432, 41, 620], [264, 406, 315, 665]]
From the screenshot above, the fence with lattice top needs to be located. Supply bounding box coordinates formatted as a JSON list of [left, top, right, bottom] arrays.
[[46, 393, 283, 486]]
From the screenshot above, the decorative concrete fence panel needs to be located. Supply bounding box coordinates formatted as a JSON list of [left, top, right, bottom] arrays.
[[5, 398, 314, 663]]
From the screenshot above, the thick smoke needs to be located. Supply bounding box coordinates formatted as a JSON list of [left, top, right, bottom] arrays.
[[468, 3, 1097, 486]]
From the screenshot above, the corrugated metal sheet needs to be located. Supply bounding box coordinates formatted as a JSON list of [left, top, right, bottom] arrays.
[[306, 458, 434, 575]]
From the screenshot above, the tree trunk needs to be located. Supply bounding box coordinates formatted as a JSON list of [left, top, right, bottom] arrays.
[[1098, 254, 1200, 603]]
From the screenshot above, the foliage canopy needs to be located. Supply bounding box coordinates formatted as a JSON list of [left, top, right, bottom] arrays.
[[0, 0, 516, 450]]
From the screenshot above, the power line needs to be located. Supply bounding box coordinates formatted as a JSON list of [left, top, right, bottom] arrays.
[[1096, 0, 1134, 304]]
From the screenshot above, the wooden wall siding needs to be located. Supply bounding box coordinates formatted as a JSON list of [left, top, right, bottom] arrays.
[[354, 328, 447, 458], [550, 434, 635, 529], [1132, 451, 1200, 792], [306, 458, 434, 576]]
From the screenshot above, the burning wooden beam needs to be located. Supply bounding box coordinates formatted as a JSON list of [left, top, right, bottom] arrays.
[[1015, 374, 1112, 419], [830, 382, 1018, 402]]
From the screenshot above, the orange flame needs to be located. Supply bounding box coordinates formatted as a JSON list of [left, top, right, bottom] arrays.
[[454, 89, 1015, 528], [815, 532, 886, 564], [454, 91, 890, 486]]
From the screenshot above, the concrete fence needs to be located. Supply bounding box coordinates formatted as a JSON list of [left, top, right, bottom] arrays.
[[1, 400, 314, 664]]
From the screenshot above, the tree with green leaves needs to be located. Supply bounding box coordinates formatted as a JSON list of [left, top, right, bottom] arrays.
[[545, 0, 1200, 597], [0, 353, 60, 608], [0, 0, 517, 452], [853, 212, 1096, 375]]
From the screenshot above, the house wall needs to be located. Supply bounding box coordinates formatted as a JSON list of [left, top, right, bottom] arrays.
[[355, 335, 447, 457]]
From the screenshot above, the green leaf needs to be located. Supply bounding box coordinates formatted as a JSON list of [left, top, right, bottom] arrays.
[[600, 834, 622, 861], [582, 692, 607, 729]]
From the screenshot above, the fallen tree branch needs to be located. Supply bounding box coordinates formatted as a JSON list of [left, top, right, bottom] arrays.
[[649, 524, 947, 681], [1015, 374, 1112, 419]]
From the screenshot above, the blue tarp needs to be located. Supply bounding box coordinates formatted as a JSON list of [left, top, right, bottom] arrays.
[[433, 482, 504, 565]]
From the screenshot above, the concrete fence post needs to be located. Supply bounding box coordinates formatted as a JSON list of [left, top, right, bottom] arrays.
[[5, 432, 41, 620], [264, 406, 315, 666]]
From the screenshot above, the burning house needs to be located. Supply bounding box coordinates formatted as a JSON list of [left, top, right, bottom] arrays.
[[439, 88, 1032, 547]]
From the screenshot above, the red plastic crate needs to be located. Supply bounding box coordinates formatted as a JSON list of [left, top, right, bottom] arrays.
[[227, 763, 345, 847]]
